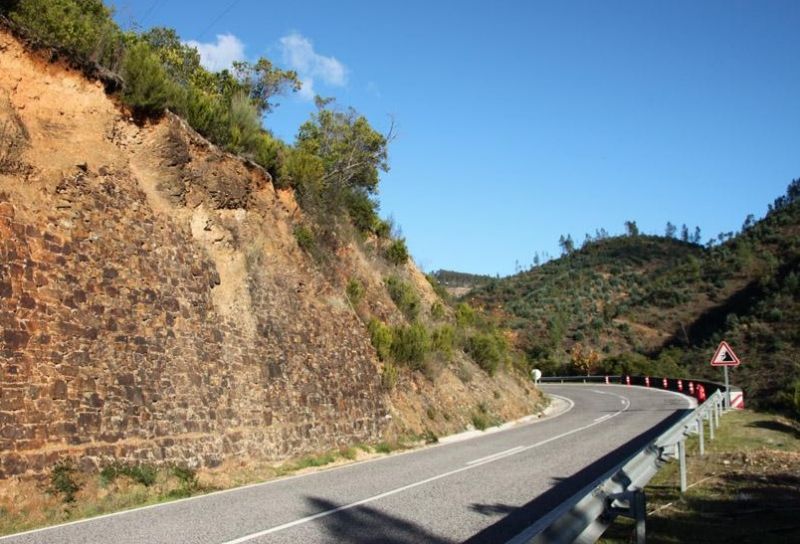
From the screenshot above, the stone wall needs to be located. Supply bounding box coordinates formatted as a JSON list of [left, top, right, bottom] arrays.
[[0, 157, 388, 477]]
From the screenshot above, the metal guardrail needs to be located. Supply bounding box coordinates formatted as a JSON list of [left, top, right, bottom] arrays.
[[539, 374, 742, 409], [509, 378, 729, 544]]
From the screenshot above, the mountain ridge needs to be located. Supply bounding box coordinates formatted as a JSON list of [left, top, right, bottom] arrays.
[[466, 181, 800, 414]]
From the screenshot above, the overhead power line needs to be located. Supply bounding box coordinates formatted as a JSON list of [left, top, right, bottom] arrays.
[[197, 0, 243, 40]]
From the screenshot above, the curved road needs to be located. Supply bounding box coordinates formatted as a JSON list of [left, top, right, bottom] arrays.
[[2, 385, 692, 544]]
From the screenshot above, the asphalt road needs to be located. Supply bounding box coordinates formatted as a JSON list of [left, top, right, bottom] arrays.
[[2, 385, 692, 544]]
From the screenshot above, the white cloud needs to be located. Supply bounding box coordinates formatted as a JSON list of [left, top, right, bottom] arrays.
[[298, 78, 316, 100], [185, 33, 245, 72], [366, 81, 381, 97], [279, 32, 347, 100]]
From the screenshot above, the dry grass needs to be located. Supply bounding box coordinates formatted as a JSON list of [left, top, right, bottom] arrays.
[[601, 409, 800, 543], [0, 116, 28, 174], [0, 441, 411, 537]]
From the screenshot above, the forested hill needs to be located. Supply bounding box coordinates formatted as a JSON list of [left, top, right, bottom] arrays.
[[467, 179, 800, 414]]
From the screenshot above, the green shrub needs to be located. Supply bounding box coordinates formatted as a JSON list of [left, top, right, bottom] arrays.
[[167, 464, 199, 498], [293, 224, 315, 252], [466, 332, 506, 376], [431, 325, 454, 357], [346, 191, 380, 234], [391, 322, 430, 369], [294, 452, 336, 469], [338, 446, 358, 460], [9, 0, 123, 66], [224, 92, 262, 156], [385, 276, 420, 320], [385, 238, 409, 266], [471, 412, 489, 431], [455, 303, 476, 327], [121, 41, 175, 116], [374, 219, 391, 239], [50, 459, 81, 503], [285, 148, 325, 199], [99, 461, 157, 487], [253, 133, 286, 183], [381, 362, 398, 390], [175, 86, 228, 144], [368, 319, 393, 361], [430, 301, 446, 321], [346, 278, 365, 305]]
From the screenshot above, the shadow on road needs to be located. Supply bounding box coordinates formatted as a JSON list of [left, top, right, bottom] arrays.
[[463, 408, 690, 544], [299, 407, 690, 543], [303, 496, 454, 544]]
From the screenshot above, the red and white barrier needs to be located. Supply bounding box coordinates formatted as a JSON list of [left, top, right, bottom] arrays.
[[662, 377, 668, 388], [645, 376, 650, 387], [730, 391, 745, 409], [625, 376, 631, 386], [604, 376, 609, 384], [677, 379, 683, 392]]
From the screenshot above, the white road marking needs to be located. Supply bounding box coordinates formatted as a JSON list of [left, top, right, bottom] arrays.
[[593, 414, 612, 423], [220, 390, 631, 543], [466, 446, 525, 466], [0, 399, 577, 543]]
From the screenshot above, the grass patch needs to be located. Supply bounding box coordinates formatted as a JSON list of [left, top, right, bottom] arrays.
[[601, 409, 800, 543], [374, 442, 394, 454]]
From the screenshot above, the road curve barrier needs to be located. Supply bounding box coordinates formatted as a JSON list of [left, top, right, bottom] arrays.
[[538, 374, 743, 410], [508, 377, 732, 544]]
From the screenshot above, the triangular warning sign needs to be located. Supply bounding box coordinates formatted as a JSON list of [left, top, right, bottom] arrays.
[[711, 340, 740, 366]]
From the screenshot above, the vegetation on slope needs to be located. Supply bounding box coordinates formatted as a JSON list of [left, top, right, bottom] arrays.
[[468, 179, 800, 415]]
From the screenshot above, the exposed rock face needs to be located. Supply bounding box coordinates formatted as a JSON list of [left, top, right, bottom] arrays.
[[0, 32, 388, 478]]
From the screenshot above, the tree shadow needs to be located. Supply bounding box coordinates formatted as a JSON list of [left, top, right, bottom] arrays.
[[463, 408, 690, 544], [303, 496, 454, 544], [469, 503, 517, 516], [746, 419, 800, 438]]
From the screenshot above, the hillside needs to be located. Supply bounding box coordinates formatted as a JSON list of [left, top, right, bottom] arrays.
[[430, 269, 495, 298], [0, 13, 540, 480], [468, 181, 800, 414]]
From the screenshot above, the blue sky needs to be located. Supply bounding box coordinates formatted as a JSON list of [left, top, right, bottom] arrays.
[[110, 0, 800, 276]]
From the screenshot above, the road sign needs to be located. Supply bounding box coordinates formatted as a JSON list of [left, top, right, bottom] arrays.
[[710, 341, 740, 367]]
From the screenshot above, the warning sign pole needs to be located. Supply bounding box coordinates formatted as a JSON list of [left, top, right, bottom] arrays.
[[723, 365, 730, 410]]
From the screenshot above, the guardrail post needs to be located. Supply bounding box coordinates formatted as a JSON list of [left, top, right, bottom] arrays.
[[708, 410, 715, 440], [633, 490, 646, 544], [678, 439, 687, 493], [697, 415, 705, 456], [715, 397, 721, 427]]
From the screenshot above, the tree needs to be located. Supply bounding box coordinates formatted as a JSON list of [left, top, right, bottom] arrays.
[[571, 343, 600, 375], [231, 58, 300, 115], [290, 97, 392, 232], [665, 221, 677, 238], [558, 234, 574, 255], [692, 226, 702, 244], [141, 27, 203, 87], [295, 97, 390, 195], [681, 224, 689, 242], [624, 220, 639, 237], [121, 41, 175, 115]]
